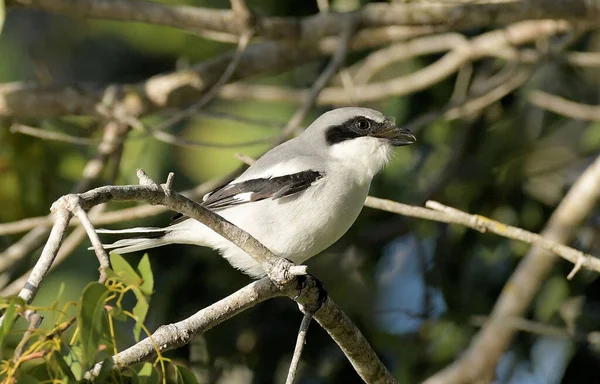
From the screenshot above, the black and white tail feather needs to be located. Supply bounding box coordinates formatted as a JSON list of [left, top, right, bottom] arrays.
[[96, 170, 324, 254]]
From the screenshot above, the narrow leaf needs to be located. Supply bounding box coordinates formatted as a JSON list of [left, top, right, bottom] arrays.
[[95, 357, 115, 383], [0, 0, 5, 37], [50, 350, 78, 382], [0, 296, 23, 359], [133, 362, 160, 384], [137, 254, 154, 296], [131, 287, 149, 342], [175, 364, 201, 384], [77, 282, 110, 369]]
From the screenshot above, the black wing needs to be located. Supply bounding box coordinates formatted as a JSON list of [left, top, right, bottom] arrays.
[[170, 170, 323, 224]]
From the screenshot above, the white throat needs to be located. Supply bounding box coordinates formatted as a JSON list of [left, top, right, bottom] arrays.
[[329, 137, 393, 184]]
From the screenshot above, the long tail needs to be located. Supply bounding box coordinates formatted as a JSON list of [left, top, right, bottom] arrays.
[[96, 227, 172, 254]]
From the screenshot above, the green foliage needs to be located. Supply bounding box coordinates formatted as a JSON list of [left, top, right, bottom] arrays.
[[0, 0, 4, 37], [77, 282, 110, 371], [0, 296, 23, 359], [108, 253, 154, 341], [174, 364, 201, 384], [134, 362, 161, 384], [0, 253, 198, 383]]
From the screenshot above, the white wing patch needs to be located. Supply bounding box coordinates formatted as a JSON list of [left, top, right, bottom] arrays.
[[233, 192, 253, 202]]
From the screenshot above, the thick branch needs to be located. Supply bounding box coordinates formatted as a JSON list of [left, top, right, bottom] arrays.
[[0, 18, 578, 119], [6, 0, 599, 39], [0, 25, 431, 119]]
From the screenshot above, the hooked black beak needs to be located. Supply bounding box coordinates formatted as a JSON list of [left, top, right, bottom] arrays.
[[373, 123, 416, 146]]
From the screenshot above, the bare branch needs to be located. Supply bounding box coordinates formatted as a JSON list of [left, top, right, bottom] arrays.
[[285, 312, 313, 384], [12, 311, 43, 361], [152, 29, 253, 145], [529, 90, 600, 120], [0, 24, 432, 119], [83, 274, 394, 383], [6, 0, 598, 40], [73, 206, 110, 283], [10, 123, 95, 145], [302, 296, 397, 383], [470, 315, 600, 344], [219, 21, 573, 105], [280, 14, 357, 137], [11, 208, 72, 309]]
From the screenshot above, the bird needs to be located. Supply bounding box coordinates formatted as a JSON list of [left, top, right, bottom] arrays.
[[98, 107, 416, 278]]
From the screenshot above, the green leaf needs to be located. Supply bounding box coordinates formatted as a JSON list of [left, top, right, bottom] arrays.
[[77, 282, 110, 370], [0, 296, 23, 359], [95, 357, 115, 383], [0, 0, 5, 37], [50, 350, 78, 382], [110, 253, 142, 286], [55, 282, 66, 305], [133, 362, 159, 384], [63, 344, 84, 381], [131, 254, 154, 342], [175, 365, 201, 384], [14, 374, 42, 384], [131, 287, 149, 342], [137, 254, 154, 296]]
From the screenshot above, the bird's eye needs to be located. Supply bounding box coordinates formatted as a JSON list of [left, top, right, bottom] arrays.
[[355, 118, 370, 131]]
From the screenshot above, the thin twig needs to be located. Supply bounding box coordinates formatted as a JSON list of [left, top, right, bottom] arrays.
[[10, 123, 95, 145], [12, 311, 44, 361], [469, 315, 600, 344], [73, 206, 111, 283], [280, 15, 358, 138], [151, 30, 253, 143], [285, 312, 313, 384]]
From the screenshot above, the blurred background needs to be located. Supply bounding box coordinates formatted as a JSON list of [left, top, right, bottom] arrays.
[[1, 0, 600, 383]]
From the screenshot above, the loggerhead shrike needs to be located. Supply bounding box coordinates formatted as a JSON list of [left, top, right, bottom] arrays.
[[98, 107, 416, 278]]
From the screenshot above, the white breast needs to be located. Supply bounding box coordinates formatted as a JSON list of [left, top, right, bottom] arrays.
[[195, 168, 371, 278]]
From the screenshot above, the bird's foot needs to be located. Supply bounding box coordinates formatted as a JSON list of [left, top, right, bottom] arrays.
[[295, 273, 328, 313]]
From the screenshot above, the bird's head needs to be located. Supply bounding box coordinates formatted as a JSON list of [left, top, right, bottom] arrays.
[[304, 107, 416, 181]]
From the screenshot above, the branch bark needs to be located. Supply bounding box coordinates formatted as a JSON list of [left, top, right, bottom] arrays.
[[6, 0, 599, 39]]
